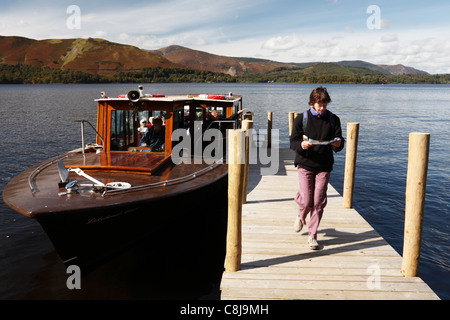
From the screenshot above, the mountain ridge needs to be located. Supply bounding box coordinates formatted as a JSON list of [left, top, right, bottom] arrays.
[[0, 36, 183, 75], [0, 35, 432, 78], [149, 45, 299, 76]]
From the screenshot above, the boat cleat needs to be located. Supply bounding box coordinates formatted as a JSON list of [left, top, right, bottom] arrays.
[[58, 180, 80, 196]]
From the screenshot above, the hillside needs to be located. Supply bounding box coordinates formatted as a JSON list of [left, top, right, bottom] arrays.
[[377, 64, 429, 75], [0, 36, 183, 75], [0, 35, 440, 84], [151, 45, 298, 76]]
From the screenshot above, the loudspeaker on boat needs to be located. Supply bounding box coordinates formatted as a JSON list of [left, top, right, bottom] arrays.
[[127, 90, 141, 102]]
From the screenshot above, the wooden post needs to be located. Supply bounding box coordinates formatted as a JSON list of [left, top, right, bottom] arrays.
[[241, 120, 253, 204], [242, 119, 253, 131], [289, 112, 294, 136], [402, 132, 430, 277], [343, 123, 359, 209], [225, 129, 246, 272], [267, 112, 272, 149]]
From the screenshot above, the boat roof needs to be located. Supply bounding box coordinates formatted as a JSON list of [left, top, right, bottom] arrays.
[[95, 94, 242, 103]]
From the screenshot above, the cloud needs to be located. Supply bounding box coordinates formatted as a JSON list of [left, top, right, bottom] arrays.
[[262, 34, 303, 51], [251, 28, 450, 74], [380, 19, 390, 29], [381, 33, 398, 42], [2, 1, 450, 74]]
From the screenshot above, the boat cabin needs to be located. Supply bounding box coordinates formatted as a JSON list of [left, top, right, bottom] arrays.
[[73, 90, 242, 175]]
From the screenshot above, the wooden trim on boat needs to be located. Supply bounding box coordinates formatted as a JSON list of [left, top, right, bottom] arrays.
[[65, 152, 171, 175]]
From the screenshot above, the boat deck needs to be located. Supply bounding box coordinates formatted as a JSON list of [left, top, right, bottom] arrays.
[[220, 148, 439, 300], [65, 151, 170, 174]]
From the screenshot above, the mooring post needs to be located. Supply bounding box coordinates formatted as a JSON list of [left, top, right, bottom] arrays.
[[289, 112, 294, 136], [225, 129, 246, 272], [402, 132, 430, 277], [267, 112, 272, 149], [241, 120, 253, 204], [243, 112, 253, 121], [343, 122, 360, 208]]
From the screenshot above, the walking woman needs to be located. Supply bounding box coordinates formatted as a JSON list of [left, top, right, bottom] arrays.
[[290, 87, 345, 249]]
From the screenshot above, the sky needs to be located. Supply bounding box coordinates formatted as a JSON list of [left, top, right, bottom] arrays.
[[1, 0, 450, 74]]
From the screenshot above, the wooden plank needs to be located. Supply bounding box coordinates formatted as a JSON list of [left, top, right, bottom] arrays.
[[221, 287, 439, 300], [221, 278, 435, 293], [220, 148, 440, 300]]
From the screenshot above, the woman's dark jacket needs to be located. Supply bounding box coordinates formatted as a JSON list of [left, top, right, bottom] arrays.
[[290, 109, 345, 173]]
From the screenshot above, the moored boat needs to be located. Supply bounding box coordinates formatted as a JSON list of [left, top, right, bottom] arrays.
[[3, 86, 243, 272]]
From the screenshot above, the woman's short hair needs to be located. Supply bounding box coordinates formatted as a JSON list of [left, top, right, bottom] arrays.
[[309, 87, 332, 106], [152, 116, 163, 125]]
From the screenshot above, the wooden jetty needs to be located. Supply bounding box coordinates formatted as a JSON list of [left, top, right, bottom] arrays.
[[220, 148, 439, 300]]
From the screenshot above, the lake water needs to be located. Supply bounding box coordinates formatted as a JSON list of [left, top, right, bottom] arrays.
[[0, 83, 448, 300]]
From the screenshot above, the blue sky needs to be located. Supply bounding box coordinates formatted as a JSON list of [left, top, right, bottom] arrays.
[[1, 0, 450, 74]]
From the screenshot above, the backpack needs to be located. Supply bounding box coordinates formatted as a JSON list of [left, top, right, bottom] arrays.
[[302, 109, 335, 134]]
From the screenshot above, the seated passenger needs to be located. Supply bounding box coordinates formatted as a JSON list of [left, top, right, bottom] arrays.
[[203, 109, 243, 131], [138, 119, 148, 133], [137, 119, 148, 145], [140, 117, 165, 151]]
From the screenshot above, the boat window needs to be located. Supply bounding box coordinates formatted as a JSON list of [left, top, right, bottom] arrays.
[[137, 111, 149, 124], [151, 111, 166, 125], [205, 106, 225, 120], [195, 107, 204, 121], [173, 106, 204, 130], [110, 109, 167, 152], [174, 106, 190, 130], [137, 111, 149, 145], [110, 110, 135, 151]]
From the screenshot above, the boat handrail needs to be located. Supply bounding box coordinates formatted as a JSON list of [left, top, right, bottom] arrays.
[[28, 119, 104, 193], [102, 159, 224, 197], [28, 153, 71, 193], [203, 119, 240, 132], [75, 120, 104, 155]]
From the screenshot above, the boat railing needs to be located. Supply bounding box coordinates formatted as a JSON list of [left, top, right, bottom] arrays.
[[76, 120, 104, 155], [28, 153, 71, 193], [203, 119, 239, 132], [28, 120, 103, 193]]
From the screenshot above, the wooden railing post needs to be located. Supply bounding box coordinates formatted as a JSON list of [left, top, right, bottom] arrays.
[[343, 123, 360, 208], [225, 129, 245, 272], [402, 132, 430, 277]]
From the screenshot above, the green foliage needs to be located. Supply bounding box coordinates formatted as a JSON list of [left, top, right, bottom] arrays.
[[112, 67, 236, 83], [1, 63, 449, 84], [0, 64, 102, 84], [0, 65, 236, 84], [241, 67, 450, 84]]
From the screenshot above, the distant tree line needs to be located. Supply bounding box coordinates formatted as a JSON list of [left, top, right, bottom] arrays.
[[241, 69, 450, 84], [111, 67, 236, 83], [0, 65, 236, 84], [0, 64, 102, 84], [1, 63, 450, 84]]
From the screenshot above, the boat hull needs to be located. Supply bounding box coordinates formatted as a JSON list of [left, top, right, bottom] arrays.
[[36, 174, 228, 272], [3, 150, 229, 273]]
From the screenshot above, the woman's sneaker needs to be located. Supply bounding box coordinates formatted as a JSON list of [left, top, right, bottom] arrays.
[[294, 216, 303, 232], [308, 236, 319, 250]]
